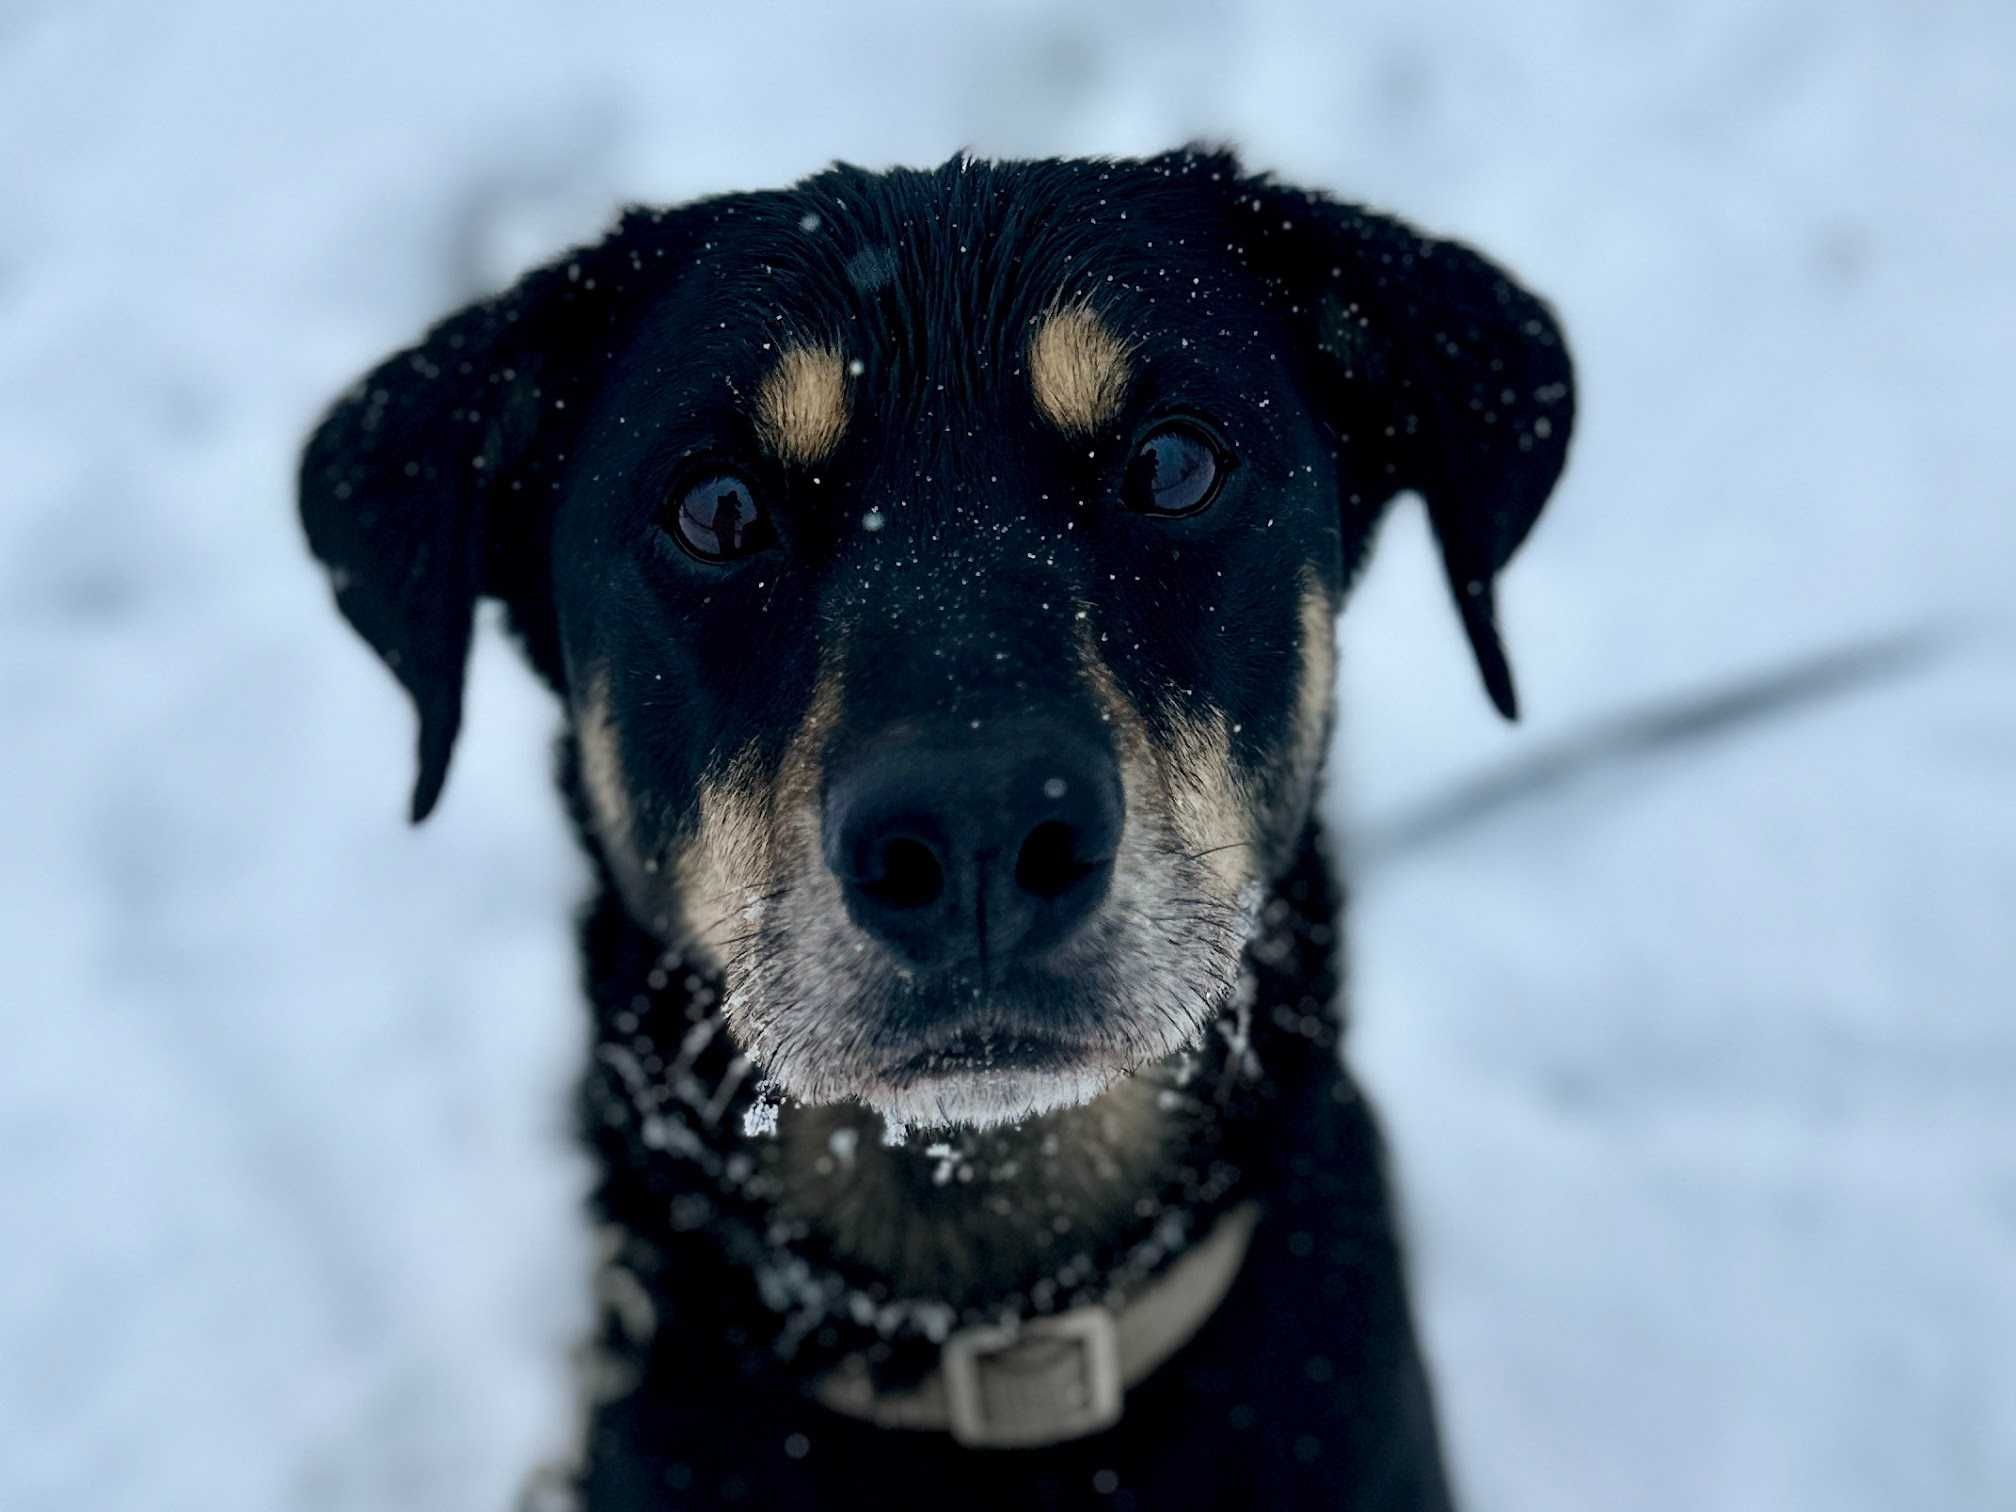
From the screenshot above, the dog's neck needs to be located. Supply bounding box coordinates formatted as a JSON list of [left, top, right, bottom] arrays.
[[754, 1065, 1222, 1307], [573, 812, 1345, 1350]]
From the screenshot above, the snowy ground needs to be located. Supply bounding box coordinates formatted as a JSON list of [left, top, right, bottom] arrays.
[[3, 2, 2013, 1508]]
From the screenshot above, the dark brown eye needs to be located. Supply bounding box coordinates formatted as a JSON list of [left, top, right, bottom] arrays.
[[667, 473, 773, 562], [1124, 421, 1228, 517]]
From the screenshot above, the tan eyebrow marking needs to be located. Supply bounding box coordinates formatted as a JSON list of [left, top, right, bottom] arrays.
[[1028, 304, 1133, 436], [755, 344, 850, 465]]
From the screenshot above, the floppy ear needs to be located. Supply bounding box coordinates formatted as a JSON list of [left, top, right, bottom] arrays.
[[299, 216, 658, 820], [1240, 177, 1575, 718]]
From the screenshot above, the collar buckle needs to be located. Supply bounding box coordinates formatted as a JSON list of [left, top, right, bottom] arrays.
[[941, 1305, 1123, 1449]]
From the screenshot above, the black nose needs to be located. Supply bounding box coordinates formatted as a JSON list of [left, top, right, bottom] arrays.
[[824, 725, 1124, 972]]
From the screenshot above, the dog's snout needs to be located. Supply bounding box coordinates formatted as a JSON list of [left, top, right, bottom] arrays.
[[824, 728, 1123, 971]]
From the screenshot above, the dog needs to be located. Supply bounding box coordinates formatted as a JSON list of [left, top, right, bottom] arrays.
[[299, 146, 1573, 1510]]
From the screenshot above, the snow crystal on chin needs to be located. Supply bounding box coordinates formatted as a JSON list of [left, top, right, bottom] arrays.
[[862, 1067, 1119, 1134]]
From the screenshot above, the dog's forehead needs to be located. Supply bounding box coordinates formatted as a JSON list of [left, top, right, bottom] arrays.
[[665, 157, 1256, 423]]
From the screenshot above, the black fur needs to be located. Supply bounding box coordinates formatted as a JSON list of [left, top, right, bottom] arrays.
[[299, 148, 1574, 1510]]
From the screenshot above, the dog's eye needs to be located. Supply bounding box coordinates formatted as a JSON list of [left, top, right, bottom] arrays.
[[1124, 421, 1228, 517], [666, 473, 774, 562]]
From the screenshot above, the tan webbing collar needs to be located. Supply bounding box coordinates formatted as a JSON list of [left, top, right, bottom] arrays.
[[811, 1201, 1260, 1449]]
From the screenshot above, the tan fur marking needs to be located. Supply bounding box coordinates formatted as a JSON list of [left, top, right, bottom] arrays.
[[677, 668, 842, 959], [578, 674, 634, 855], [1160, 706, 1253, 895], [1029, 305, 1133, 436], [1217, 571, 1339, 874], [678, 745, 774, 952], [1076, 622, 1252, 897], [1076, 639, 1145, 759], [755, 345, 850, 465], [1287, 573, 1337, 816]]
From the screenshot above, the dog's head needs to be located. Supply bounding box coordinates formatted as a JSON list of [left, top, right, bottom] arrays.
[[302, 150, 1572, 1132]]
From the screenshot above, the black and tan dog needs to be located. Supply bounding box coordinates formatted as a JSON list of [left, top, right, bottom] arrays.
[[300, 147, 1572, 1510]]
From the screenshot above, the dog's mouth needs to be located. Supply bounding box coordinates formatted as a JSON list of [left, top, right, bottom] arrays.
[[838, 1005, 1146, 1132], [884, 1030, 1096, 1084]]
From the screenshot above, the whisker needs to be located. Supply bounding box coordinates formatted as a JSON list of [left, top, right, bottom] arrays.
[[688, 884, 794, 946]]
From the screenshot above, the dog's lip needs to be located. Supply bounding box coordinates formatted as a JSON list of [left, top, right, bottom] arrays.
[[881, 1030, 1097, 1085]]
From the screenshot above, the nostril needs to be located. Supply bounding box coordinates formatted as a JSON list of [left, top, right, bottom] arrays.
[[860, 834, 945, 910], [1014, 819, 1104, 902]]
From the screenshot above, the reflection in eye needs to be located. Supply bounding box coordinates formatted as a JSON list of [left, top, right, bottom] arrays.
[[1125, 422, 1228, 516], [668, 474, 774, 561]]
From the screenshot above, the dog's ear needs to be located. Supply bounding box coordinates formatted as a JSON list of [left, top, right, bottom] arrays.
[[1239, 176, 1575, 718], [300, 215, 660, 820]]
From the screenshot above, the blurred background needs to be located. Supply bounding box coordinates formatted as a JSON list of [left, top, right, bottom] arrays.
[[4, 1, 2013, 1508]]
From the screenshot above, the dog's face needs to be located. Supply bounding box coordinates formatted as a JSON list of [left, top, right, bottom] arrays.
[[301, 150, 1572, 1132], [550, 164, 1351, 1130]]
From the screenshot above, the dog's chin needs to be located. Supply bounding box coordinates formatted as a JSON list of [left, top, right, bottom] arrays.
[[859, 1063, 1125, 1133], [847, 1022, 1151, 1133], [733, 950, 1246, 1133], [747, 1026, 1169, 1134]]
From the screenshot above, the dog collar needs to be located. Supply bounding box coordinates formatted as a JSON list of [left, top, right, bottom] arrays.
[[810, 1199, 1259, 1449]]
